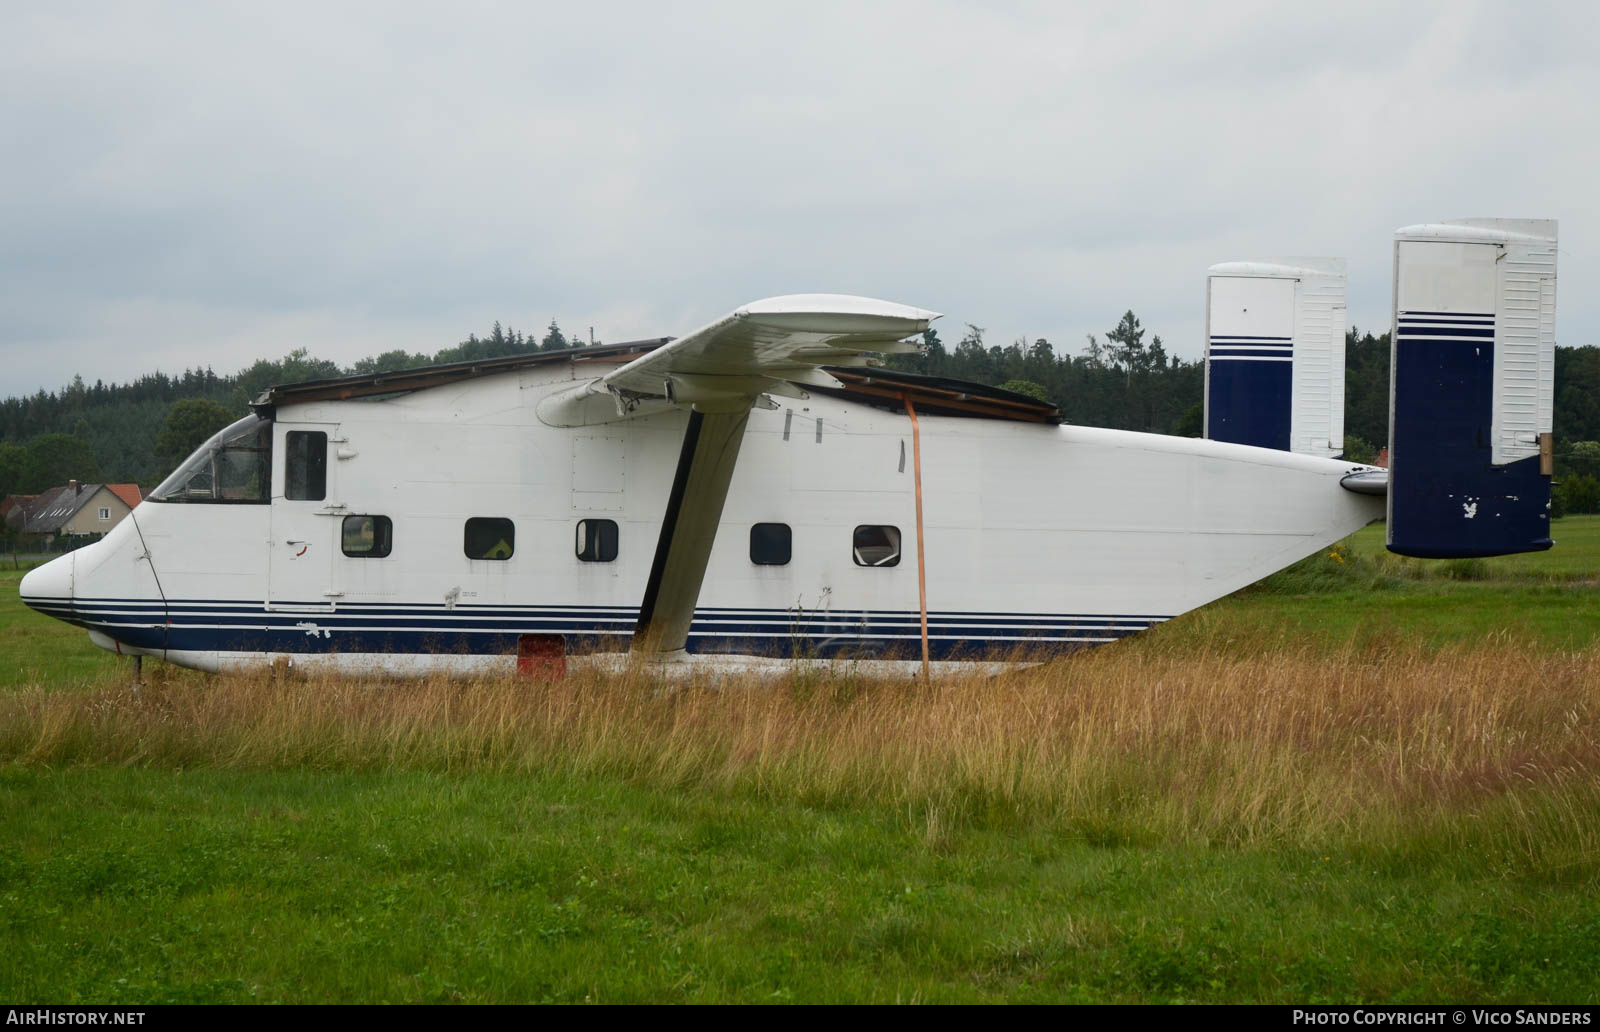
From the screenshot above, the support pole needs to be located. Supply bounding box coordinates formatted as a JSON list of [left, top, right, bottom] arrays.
[[903, 394, 931, 681]]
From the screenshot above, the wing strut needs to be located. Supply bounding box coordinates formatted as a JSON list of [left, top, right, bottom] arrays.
[[632, 408, 752, 654], [591, 295, 938, 657]]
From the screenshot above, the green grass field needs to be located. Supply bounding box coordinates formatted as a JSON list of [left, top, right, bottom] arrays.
[[2, 519, 1597, 1003]]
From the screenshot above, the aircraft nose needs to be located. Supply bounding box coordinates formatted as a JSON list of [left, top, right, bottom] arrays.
[[18, 552, 73, 618]]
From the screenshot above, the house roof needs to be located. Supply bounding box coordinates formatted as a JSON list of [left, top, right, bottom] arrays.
[[13, 483, 140, 536], [107, 483, 142, 509], [17, 485, 76, 534], [2, 494, 39, 530], [1, 493, 38, 517]]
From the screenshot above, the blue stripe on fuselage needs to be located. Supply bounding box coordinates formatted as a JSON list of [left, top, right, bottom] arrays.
[[59, 599, 1171, 661]]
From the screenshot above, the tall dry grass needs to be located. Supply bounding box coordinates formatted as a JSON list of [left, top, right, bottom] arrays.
[[5, 638, 1599, 863]]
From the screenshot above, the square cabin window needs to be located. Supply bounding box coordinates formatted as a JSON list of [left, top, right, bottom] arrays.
[[285, 431, 327, 501], [342, 515, 392, 558], [576, 519, 618, 563], [750, 523, 791, 566], [464, 517, 515, 560], [852, 525, 901, 567]]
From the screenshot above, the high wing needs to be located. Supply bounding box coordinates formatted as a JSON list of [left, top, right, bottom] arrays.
[[584, 294, 940, 656], [599, 293, 939, 412]]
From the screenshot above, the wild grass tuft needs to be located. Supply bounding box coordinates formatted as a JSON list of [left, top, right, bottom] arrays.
[[6, 638, 1597, 871]]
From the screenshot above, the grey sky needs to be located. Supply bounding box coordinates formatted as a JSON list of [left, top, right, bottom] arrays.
[[2, 1, 1595, 401]]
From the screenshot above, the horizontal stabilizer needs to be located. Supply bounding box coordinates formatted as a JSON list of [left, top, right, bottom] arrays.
[[1339, 469, 1388, 496]]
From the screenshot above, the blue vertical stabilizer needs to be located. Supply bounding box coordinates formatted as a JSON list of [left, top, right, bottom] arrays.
[[1387, 220, 1557, 558], [1204, 259, 1345, 457], [1207, 355, 1292, 450]]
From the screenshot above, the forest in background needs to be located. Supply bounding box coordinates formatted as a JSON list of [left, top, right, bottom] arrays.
[[3, 313, 1598, 513]]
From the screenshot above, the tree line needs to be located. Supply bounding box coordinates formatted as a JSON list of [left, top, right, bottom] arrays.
[[889, 312, 1203, 438], [3, 313, 1598, 514]]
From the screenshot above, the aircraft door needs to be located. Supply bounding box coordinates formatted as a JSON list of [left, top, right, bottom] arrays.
[[269, 422, 343, 611]]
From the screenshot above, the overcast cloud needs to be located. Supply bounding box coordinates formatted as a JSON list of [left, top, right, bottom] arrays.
[[1, 0, 1595, 400]]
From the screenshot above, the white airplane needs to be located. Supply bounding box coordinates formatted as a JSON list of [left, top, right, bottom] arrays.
[[18, 219, 1557, 677]]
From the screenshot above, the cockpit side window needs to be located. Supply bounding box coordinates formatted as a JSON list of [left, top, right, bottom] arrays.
[[147, 415, 273, 504], [285, 431, 328, 501]]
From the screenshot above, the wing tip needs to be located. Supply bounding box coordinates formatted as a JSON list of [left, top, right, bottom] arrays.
[[738, 293, 940, 325]]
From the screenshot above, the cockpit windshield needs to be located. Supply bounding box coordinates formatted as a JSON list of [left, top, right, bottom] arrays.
[[148, 414, 273, 504]]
